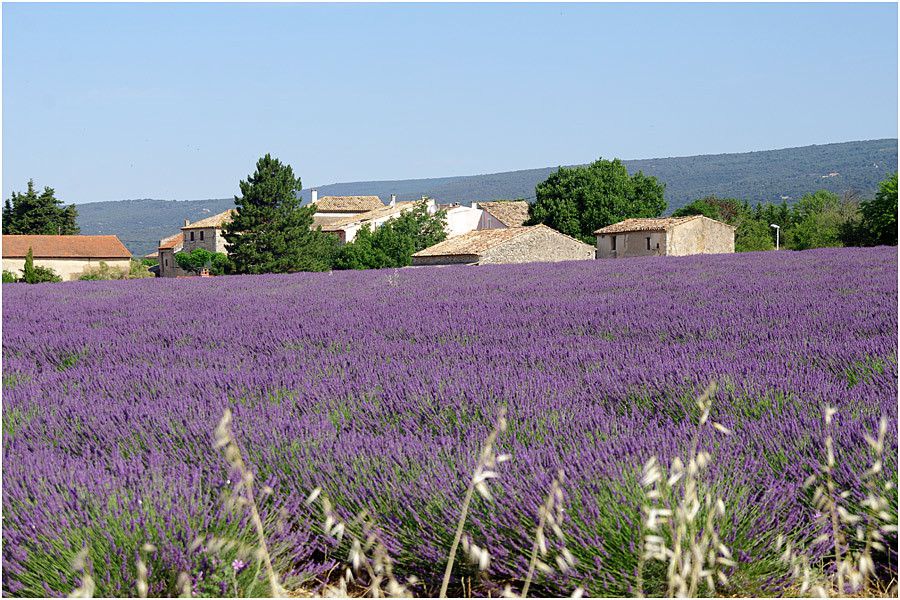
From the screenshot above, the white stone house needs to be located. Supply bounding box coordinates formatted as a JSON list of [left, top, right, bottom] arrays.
[[441, 204, 484, 238], [411, 224, 594, 266], [474, 201, 530, 230], [594, 216, 735, 259], [2, 235, 132, 281]]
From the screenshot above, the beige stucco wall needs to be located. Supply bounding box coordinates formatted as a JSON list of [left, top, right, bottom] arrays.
[[3, 257, 131, 281], [479, 228, 595, 265], [596, 231, 666, 258], [667, 218, 735, 256], [182, 228, 226, 254]]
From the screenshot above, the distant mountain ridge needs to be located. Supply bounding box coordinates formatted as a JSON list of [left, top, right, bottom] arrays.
[[77, 139, 897, 256]]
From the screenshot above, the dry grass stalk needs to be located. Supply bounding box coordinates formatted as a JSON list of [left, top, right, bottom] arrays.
[[513, 469, 578, 599], [67, 548, 95, 598], [214, 408, 286, 597], [637, 382, 735, 598], [306, 488, 416, 598], [801, 409, 896, 597], [438, 407, 510, 598]]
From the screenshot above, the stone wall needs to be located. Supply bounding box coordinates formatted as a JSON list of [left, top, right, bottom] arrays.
[[667, 218, 735, 256], [182, 228, 226, 254], [597, 231, 666, 258], [411, 253, 479, 266], [479, 228, 595, 264]]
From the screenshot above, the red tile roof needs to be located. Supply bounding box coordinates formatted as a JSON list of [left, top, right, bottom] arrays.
[[2, 235, 132, 259]]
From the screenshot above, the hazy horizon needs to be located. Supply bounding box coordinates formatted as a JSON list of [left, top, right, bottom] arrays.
[[4, 3, 897, 204]]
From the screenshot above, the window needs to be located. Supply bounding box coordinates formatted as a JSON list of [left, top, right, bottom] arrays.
[[611, 236, 617, 251], [164, 259, 168, 267], [646, 237, 651, 250], [200, 231, 204, 241], [190, 231, 195, 241]]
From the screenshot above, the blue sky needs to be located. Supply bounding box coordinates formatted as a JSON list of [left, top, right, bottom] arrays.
[[3, 2, 897, 204]]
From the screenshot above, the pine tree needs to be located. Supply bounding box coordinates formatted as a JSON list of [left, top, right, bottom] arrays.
[[223, 154, 338, 274], [3, 180, 80, 235]]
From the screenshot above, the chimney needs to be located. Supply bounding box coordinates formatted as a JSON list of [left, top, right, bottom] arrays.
[[310, 189, 318, 205], [183, 219, 190, 227], [471, 202, 479, 210], [389, 194, 396, 207]]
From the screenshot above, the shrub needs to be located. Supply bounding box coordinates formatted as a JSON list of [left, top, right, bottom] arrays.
[[175, 248, 230, 275], [3, 270, 19, 283], [21, 248, 62, 283]]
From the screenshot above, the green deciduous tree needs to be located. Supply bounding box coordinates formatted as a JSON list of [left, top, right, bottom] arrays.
[[175, 248, 230, 275], [335, 202, 448, 270], [785, 190, 858, 251], [223, 154, 338, 274], [857, 172, 898, 246], [528, 158, 666, 243], [3, 180, 80, 235]]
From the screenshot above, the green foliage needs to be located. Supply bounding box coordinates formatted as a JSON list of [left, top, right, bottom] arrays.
[[223, 154, 339, 274], [174, 248, 230, 275], [857, 172, 898, 246], [784, 190, 857, 251], [78, 260, 153, 281], [3, 179, 80, 235], [528, 158, 666, 243], [3, 270, 19, 283], [21, 248, 62, 283], [335, 201, 448, 270], [140, 257, 159, 267]]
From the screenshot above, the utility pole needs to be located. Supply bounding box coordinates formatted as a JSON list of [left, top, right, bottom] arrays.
[[770, 224, 780, 250]]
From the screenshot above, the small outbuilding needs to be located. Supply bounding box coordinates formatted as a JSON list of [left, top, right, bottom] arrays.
[[2, 235, 132, 280], [594, 215, 735, 259], [411, 224, 594, 266]]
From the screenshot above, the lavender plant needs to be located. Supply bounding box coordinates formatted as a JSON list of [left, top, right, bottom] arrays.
[[2, 247, 896, 596]]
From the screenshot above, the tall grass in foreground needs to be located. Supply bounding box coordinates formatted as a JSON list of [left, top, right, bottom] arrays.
[[64, 385, 896, 598]]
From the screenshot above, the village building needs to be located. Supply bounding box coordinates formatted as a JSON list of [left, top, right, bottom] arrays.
[[156, 232, 186, 278], [318, 198, 437, 244], [308, 189, 384, 218], [411, 224, 594, 266], [594, 215, 735, 259], [2, 235, 132, 280], [473, 200, 530, 229], [181, 210, 234, 254], [441, 203, 484, 238]]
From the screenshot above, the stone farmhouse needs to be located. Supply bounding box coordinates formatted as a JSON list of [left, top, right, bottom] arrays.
[[411, 224, 594, 266], [2, 235, 132, 280], [157, 209, 235, 278], [594, 215, 735, 259]]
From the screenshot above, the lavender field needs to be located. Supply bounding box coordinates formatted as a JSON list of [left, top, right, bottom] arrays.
[[2, 247, 897, 597]]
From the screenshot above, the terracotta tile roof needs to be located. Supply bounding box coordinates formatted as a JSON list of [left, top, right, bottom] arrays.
[[314, 196, 384, 213], [478, 201, 530, 227], [182, 209, 235, 230], [317, 202, 415, 231], [594, 216, 704, 235], [2, 235, 132, 259], [158, 232, 184, 251], [412, 226, 541, 258]]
